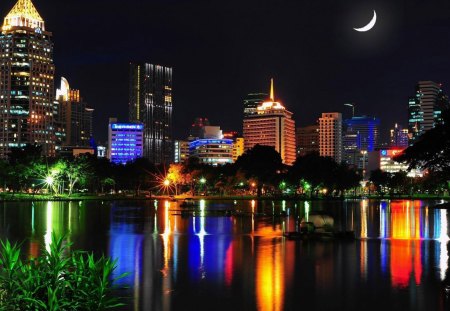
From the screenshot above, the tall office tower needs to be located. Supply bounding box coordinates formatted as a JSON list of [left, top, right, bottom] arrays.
[[129, 63, 173, 164], [296, 125, 319, 157], [55, 77, 93, 148], [243, 93, 268, 118], [343, 116, 380, 168], [0, 0, 55, 158], [390, 123, 409, 148], [408, 81, 449, 144], [319, 112, 343, 163], [243, 79, 296, 165]]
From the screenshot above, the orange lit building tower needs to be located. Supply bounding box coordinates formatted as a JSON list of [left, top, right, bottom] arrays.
[[0, 0, 55, 158], [243, 79, 296, 165], [319, 112, 343, 163]]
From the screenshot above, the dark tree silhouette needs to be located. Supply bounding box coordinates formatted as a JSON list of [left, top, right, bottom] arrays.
[[395, 109, 450, 181], [234, 145, 283, 196]]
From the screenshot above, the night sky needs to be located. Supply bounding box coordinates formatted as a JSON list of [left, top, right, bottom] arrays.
[[2, 0, 450, 143]]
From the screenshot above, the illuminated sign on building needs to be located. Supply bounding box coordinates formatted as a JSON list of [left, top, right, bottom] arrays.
[[108, 121, 144, 165], [111, 124, 144, 131]]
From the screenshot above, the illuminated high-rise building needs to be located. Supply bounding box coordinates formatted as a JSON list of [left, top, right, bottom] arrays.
[[129, 63, 173, 164], [0, 0, 55, 158], [55, 77, 93, 148], [243, 79, 296, 165], [343, 116, 380, 169], [408, 81, 449, 144], [319, 112, 342, 163]]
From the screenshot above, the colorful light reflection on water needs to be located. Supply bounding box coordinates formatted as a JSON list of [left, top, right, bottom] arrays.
[[0, 199, 449, 310]]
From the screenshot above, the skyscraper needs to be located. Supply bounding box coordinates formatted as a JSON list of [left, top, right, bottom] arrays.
[[0, 0, 55, 158], [55, 77, 93, 148], [296, 125, 319, 157], [243, 93, 268, 118], [319, 112, 342, 163], [408, 81, 449, 144], [129, 63, 173, 164], [243, 79, 296, 165], [343, 116, 380, 168]]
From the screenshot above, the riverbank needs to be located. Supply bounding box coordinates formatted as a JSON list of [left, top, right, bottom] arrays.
[[0, 193, 449, 202]]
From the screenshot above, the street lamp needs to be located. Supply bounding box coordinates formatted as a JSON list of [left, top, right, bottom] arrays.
[[344, 103, 355, 117], [163, 179, 170, 187], [200, 177, 206, 184]]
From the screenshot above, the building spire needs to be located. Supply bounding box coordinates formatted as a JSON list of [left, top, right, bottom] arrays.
[[270, 78, 275, 101], [3, 0, 45, 31]]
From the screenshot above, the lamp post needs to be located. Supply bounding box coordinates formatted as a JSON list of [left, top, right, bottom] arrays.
[[344, 103, 355, 118], [361, 150, 368, 180]]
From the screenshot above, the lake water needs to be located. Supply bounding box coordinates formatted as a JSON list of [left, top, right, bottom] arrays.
[[0, 199, 449, 310]]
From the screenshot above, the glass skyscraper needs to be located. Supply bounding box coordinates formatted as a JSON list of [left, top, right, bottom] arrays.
[[0, 0, 55, 158], [343, 116, 380, 169], [408, 81, 449, 144], [243, 93, 268, 118], [129, 63, 173, 164]]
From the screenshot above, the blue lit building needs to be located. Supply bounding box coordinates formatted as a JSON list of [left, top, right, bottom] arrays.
[[189, 125, 233, 166], [343, 116, 380, 170], [189, 139, 233, 166], [108, 118, 144, 165]]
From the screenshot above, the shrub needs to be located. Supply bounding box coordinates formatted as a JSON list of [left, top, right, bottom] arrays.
[[0, 234, 127, 310]]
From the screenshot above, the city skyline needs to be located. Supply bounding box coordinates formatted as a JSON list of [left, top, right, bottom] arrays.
[[2, 0, 450, 142]]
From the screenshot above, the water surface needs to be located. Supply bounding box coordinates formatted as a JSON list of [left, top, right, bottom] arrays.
[[0, 199, 449, 310]]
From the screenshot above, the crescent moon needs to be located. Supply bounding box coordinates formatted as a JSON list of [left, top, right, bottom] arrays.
[[354, 10, 377, 32]]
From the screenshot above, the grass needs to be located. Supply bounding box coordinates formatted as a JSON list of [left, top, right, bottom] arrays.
[[0, 234, 127, 310]]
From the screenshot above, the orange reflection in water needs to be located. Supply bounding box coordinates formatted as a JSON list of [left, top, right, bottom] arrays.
[[389, 201, 422, 287], [256, 239, 284, 311]]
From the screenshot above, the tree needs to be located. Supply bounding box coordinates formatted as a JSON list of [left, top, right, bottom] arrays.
[[369, 169, 390, 195], [396, 109, 450, 180], [234, 145, 283, 197]]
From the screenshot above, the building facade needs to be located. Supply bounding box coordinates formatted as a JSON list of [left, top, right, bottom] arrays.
[[319, 112, 342, 163], [243, 80, 296, 165], [0, 0, 55, 158], [55, 77, 93, 148], [189, 125, 233, 166], [129, 63, 173, 164], [108, 118, 144, 165], [390, 123, 409, 148], [343, 116, 380, 169], [174, 140, 190, 164], [296, 125, 319, 157], [408, 81, 449, 144], [367, 148, 422, 178]]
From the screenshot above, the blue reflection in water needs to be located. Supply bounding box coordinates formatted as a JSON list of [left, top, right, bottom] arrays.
[[109, 209, 144, 287], [189, 215, 233, 282]]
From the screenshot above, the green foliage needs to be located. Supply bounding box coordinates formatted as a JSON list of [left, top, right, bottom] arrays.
[[0, 234, 126, 310], [396, 109, 450, 179]]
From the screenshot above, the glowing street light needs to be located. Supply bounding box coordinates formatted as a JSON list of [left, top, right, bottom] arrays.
[[200, 177, 206, 184], [163, 179, 170, 187], [45, 176, 54, 186]]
